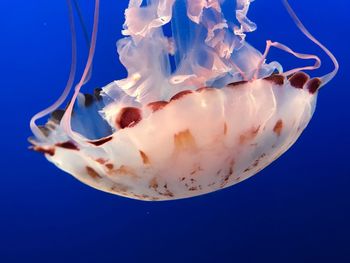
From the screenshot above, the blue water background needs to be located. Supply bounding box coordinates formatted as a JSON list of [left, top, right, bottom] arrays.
[[1, 0, 349, 262]]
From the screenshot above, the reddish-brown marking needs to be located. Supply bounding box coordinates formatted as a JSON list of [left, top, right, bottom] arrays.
[[190, 164, 202, 176], [111, 183, 129, 193], [139, 150, 150, 165], [56, 141, 79, 150], [162, 190, 174, 197], [113, 165, 137, 177], [86, 166, 102, 180], [89, 136, 113, 146], [307, 78, 322, 94], [264, 74, 285, 86], [224, 122, 228, 135], [288, 72, 309, 89], [132, 193, 152, 200], [147, 101, 168, 112], [33, 146, 55, 156], [196, 87, 208, 92], [149, 177, 174, 197], [221, 160, 234, 187], [174, 129, 197, 152], [228, 80, 248, 87], [239, 126, 260, 144], [95, 158, 107, 164], [149, 177, 159, 190], [170, 90, 193, 101], [116, 107, 142, 129], [273, 119, 283, 136], [105, 163, 114, 170], [252, 153, 267, 168]]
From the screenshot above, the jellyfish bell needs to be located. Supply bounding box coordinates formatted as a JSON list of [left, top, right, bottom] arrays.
[[29, 0, 338, 201]]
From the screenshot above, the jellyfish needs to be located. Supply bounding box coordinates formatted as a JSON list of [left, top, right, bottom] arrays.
[[29, 0, 338, 201]]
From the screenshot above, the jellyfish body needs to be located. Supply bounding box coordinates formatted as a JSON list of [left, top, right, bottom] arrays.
[[30, 0, 338, 201]]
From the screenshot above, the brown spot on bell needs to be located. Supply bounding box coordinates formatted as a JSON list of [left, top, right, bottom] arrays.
[[149, 177, 159, 190], [105, 163, 114, 170], [228, 80, 248, 88], [111, 183, 129, 193], [170, 90, 193, 101], [32, 146, 55, 156], [147, 101, 168, 112], [288, 72, 309, 89], [196, 87, 208, 92], [116, 107, 142, 129], [86, 166, 102, 180], [239, 126, 260, 144], [273, 119, 283, 136], [88, 136, 113, 146], [174, 129, 197, 152], [264, 74, 285, 86], [56, 141, 79, 150], [224, 122, 228, 135], [139, 150, 150, 165], [95, 158, 107, 164], [307, 78, 322, 94], [114, 165, 137, 178]]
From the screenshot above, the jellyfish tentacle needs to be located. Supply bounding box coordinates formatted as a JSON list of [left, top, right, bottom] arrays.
[[60, 0, 100, 144], [30, 0, 77, 140], [253, 40, 321, 80], [270, 41, 321, 77], [283, 0, 339, 86], [253, 40, 273, 80], [72, 0, 93, 84], [72, 0, 90, 47]]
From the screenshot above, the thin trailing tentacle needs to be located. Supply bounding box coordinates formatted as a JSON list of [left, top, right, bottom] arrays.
[[254, 0, 338, 84], [254, 40, 321, 80], [60, 0, 100, 143], [72, 0, 90, 47], [30, 0, 77, 140], [72, 0, 93, 84], [270, 41, 321, 76], [253, 41, 271, 80], [283, 0, 339, 86]]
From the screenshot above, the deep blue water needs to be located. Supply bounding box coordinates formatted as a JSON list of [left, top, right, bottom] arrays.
[[1, 1, 349, 262]]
